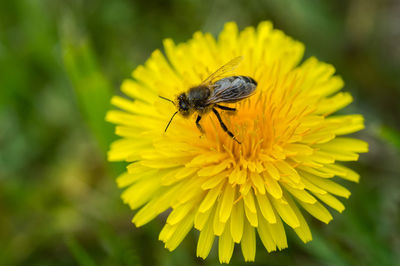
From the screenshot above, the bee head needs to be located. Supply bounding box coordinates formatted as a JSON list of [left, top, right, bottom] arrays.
[[177, 93, 191, 116]]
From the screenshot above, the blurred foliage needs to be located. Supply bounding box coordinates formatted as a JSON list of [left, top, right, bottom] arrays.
[[0, 0, 399, 265]]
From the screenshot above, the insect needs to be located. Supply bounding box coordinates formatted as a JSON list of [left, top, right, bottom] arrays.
[[159, 56, 257, 144]]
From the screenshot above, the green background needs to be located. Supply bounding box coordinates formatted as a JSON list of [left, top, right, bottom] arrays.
[[1, 0, 399, 265]]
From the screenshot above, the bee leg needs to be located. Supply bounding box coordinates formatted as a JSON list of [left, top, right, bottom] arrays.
[[212, 108, 241, 144], [215, 104, 236, 112], [196, 115, 204, 133]]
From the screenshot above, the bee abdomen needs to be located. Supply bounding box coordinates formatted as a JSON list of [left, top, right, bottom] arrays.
[[207, 75, 257, 104], [226, 76, 257, 86], [243, 76, 257, 86]]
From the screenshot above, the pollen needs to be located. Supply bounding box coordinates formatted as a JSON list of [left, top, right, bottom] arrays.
[[106, 21, 368, 263]]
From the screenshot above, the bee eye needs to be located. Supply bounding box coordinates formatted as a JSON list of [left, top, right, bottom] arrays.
[[180, 102, 187, 110]]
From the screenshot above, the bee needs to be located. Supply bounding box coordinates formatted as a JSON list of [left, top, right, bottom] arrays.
[[159, 56, 257, 144]]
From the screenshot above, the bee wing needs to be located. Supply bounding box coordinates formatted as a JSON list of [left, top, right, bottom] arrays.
[[206, 77, 257, 104], [201, 56, 243, 85]]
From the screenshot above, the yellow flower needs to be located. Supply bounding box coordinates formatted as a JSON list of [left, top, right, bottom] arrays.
[[106, 21, 368, 263]]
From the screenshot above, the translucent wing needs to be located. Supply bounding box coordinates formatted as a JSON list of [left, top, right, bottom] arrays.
[[201, 56, 243, 85], [206, 76, 257, 104]]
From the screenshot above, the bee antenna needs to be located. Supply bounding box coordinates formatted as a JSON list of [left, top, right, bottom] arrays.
[[159, 95, 175, 104], [164, 111, 178, 132]]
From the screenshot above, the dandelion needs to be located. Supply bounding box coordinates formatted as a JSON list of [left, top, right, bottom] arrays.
[[106, 21, 368, 263]]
